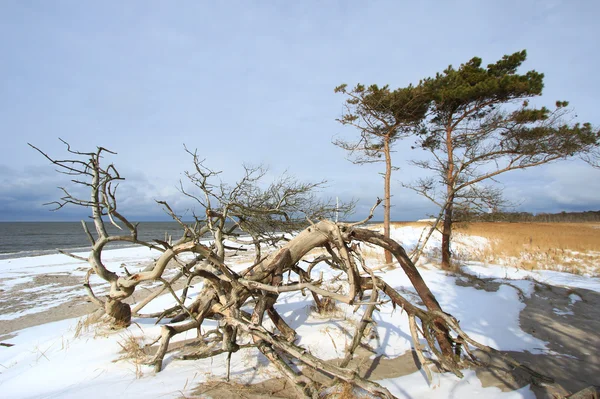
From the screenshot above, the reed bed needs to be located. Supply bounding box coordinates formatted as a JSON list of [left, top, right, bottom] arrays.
[[376, 221, 600, 275], [453, 222, 600, 275]]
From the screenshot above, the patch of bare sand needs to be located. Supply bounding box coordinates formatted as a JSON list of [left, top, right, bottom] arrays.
[[0, 273, 97, 340], [454, 277, 600, 398], [0, 259, 188, 341], [189, 349, 421, 398], [501, 283, 600, 397]]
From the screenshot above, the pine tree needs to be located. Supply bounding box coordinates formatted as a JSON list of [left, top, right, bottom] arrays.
[[411, 50, 599, 269], [334, 83, 429, 263]]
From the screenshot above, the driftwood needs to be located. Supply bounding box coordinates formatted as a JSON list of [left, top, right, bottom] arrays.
[[31, 141, 572, 399]]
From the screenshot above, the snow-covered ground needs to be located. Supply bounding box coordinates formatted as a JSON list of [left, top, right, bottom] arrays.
[[1, 225, 598, 398]]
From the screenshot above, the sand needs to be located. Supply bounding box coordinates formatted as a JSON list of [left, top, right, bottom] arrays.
[[1, 269, 598, 398]]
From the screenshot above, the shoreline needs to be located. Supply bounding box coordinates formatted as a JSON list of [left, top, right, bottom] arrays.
[[1, 225, 599, 397]]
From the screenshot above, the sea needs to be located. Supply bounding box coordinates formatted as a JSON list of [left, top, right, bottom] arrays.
[[0, 220, 384, 261], [0, 222, 192, 260]]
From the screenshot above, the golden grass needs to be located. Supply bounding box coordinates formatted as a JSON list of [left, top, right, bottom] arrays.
[[322, 382, 372, 399], [73, 309, 110, 339], [453, 222, 600, 275], [368, 221, 600, 275], [115, 331, 150, 378]]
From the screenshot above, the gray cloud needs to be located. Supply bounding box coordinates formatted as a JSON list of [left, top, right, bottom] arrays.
[[495, 161, 600, 214], [1, 1, 599, 221]]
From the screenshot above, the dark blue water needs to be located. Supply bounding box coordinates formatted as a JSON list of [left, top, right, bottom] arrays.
[[0, 221, 381, 260], [0, 222, 192, 259]]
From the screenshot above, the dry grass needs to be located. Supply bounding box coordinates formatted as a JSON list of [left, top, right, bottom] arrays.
[[454, 222, 600, 275], [73, 309, 110, 339], [191, 378, 299, 398], [322, 382, 373, 398], [369, 221, 600, 275], [115, 331, 150, 378], [314, 296, 339, 314]]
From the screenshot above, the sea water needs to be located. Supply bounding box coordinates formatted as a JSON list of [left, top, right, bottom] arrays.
[[0, 222, 189, 260]]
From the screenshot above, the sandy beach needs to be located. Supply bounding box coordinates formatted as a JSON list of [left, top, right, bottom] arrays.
[[1, 226, 599, 398]]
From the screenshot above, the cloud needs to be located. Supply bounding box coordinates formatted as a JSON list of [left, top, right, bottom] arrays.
[[1, 2, 599, 221], [497, 161, 600, 214], [0, 163, 181, 221]]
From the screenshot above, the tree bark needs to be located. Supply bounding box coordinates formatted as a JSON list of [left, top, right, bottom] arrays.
[[441, 196, 454, 270], [352, 228, 456, 363], [442, 122, 455, 271], [383, 136, 393, 264], [88, 218, 554, 394], [105, 298, 131, 327]]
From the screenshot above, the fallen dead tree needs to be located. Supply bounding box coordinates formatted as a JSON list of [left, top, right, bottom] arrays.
[[32, 141, 585, 399]]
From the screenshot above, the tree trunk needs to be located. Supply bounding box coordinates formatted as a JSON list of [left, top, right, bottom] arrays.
[[442, 123, 455, 271], [353, 228, 456, 362], [125, 218, 555, 393], [441, 195, 454, 270], [105, 298, 131, 327], [383, 137, 393, 264]]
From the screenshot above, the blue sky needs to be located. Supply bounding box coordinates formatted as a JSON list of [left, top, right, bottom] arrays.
[[1, 1, 599, 221]]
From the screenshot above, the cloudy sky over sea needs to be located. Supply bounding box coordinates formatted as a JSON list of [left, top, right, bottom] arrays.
[[1, 1, 599, 221]]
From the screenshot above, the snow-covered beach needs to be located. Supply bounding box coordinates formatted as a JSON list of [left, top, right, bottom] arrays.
[[1, 224, 599, 398]]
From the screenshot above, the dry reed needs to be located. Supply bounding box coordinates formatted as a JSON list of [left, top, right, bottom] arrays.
[[375, 222, 600, 275], [454, 222, 600, 275]]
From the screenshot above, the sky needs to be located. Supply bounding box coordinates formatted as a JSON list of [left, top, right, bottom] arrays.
[[1, 0, 599, 222]]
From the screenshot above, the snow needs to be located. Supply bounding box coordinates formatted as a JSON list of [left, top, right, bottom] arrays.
[[462, 263, 600, 293], [569, 293, 582, 304], [0, 319, 255, 399], [0, 246, 164, 279], [0, 276, 34, 291], [0, 289, 82, 321], [371, 225, 490, 262], [379, 370, 535, 399], [552, 307, 574, 316], [1, 225, 599, 398], [0, 246, 170, 321]]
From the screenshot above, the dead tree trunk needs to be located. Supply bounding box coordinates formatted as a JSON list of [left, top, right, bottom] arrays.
[[32, 142, 558, 398], [123, 220, 553, 398]]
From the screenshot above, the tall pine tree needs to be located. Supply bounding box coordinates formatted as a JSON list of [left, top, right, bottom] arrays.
[[411, 50, 599, 269], [334, 83, 429, 263]]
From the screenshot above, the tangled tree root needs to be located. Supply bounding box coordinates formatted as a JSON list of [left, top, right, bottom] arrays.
[[33, 140, 592, 398], [81, 220, 565, 398]]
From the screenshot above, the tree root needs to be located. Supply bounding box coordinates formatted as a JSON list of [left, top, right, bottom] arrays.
[[81, 220, 561, 398], [36, 142, 576, 397]]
